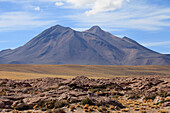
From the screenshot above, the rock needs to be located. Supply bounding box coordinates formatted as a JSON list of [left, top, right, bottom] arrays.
[[0, 99, 13, 109], [0, 101, 5, 108], [23, 97, 45, 108], [62, 76, 114, 89], [148, 87, 157, 93], [153, 96, 162, 104], [11, 101, 18, 108], [58, 85, 70, 90], [0, 75, 169, 112], [87, 91, 97, 97], [1, 109, 12, 112], [162, 102, 170, 107], [92, 97, 124, 108], [24, 77, 66, 88], [58, 93, 68, 100]]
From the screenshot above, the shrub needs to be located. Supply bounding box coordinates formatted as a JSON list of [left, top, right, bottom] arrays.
[[15, 105, 29, 110], [69, 98, 79, 103], [57, 83, 64, 88], [11, 110, 20, 113], [97, 106, 107, 112], [53, 109, 66, 113], [128, 94, 140, 99], [84, 109, 88, 112], [134, 107, 140, 111], [10, 84, 16, 88], [144, 94, 156, 101], [69, 105, 75, 111], [159, 110, 169, 113], [87, 106, 94, 112], [83, 104, 89, 109], [75, 104, 80, 108], [140, 110, 147, 113], [0, 82, 6, 87], [159, 91, 168, 98], [38, 100, 68, 109], [156, 99, 170, 105], [109, 105, 115, 110], [121, 108, 129, 112], [81, 98, 93, 105]]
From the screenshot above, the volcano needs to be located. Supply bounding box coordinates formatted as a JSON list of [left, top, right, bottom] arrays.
[[0, 25, 170, 65]]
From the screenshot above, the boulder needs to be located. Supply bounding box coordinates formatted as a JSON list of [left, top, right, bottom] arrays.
[[162, 102, 170, 107], [58, 93, 68, 100], [92, 97, 124, 108], [0, 101, 5, 108], [153, 96, 162, 104]]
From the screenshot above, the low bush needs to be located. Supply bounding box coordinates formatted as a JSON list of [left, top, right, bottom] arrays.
[[128, 94, 140, 99], [144, 94, 156, 101], [53, 109, 66, 113], [156, 99, 170, 105], [38, 100, 68, 110], [159, 91, 168, 98], [81, 98, 93, 105]]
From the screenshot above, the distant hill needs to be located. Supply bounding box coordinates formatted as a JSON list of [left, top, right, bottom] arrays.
[[0, 25, 170, 65]]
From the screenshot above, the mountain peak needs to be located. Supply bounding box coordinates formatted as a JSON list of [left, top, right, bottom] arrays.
[[86, 25, 106, 35], [89, 25, 103, 31], [50, 24, 71, 30], [39, 24, 73, 36], [90, 25, 102, 30]]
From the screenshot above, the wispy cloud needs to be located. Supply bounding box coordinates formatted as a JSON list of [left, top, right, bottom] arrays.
[[34, 6, 40, 11], [66, 1, 170, 31], [0, 41, 9, 43], [0, 12, 55, 32], [1, 0, 170, 31], [55, 2, 64, 6], [164, 52, 170, 54], [142, 41, 170, 47], [0, 0, 130, 15], [64, 0, 130, 15]]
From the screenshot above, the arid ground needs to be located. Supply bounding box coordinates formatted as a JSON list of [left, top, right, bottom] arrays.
[[0, 64, 170, 79], [0, 65, 169, 113]]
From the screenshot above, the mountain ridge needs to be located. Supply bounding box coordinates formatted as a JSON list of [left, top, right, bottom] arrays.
[[0, 25, 170, 65]]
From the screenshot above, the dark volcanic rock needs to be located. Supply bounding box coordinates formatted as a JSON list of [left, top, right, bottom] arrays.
[[92, 97, 124, 108], [62, 76, 115, 90], [23, 77, 66, 88], [0, 76, 169, 112], [0, 101, 5, 108]]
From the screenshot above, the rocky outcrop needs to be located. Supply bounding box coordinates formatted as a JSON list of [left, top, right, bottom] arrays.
[[0, 76, 169, 112], [63, 76, 117, 90]]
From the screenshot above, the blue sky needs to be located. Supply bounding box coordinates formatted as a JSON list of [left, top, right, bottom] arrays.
[[0, 0, 170, 54]]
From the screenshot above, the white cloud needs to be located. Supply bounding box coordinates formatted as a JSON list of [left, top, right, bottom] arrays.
[[86, 0, 129, 16], [66, 1, 170, 31], [1, 0, 170, 31], [164, 52, 170, 54], [0, 0, 129, 15], [66, 0, 129, 15], [142, 41, 170, 47], [0, 12, 55, 31], [55, 2, 64, 6], [34, 6, 40, 11], [66, 0, 92, 7]]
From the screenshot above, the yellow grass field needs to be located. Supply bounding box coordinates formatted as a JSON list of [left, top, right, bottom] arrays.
[[0, 64, 170, 80]]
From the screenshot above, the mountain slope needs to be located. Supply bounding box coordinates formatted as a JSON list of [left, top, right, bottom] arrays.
[[0, 25, 170, 65]]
